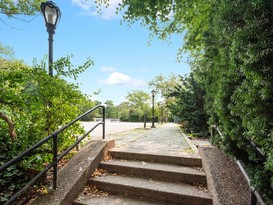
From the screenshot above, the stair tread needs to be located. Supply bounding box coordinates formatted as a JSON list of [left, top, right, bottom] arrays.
[[90, 174, 211, 199], [100, 159, 205, 176], [74, 194, 170, 205], [109, 150, 202, 167], [110, 149, 201, 160]]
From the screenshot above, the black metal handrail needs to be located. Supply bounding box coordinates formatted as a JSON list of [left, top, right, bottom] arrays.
[[211, 125, 265, 205], [0, 105, 105, 205]]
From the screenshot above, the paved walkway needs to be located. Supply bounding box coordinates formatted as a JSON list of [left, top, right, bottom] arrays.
[[106, 123, 200, 157], [82, 121, 150, 138]]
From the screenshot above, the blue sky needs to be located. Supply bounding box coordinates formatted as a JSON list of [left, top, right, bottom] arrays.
[[2, 0, 190, 105]]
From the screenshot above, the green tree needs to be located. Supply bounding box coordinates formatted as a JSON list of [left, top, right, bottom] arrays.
[[0, 0, 42, 17], [148, 73, 178, 99], [116, 101, 130, 122], [0, 57, 94, 202], [197, 1, 273, 201], [105, 100, 118, 119], [148, 74, 179, 122], [117, 90, 150, 122], [0, 43, 14, 58], [77, 98, 97, 121], [103, 0, 211, 57], [0, 57, 92, 160], [126, 90, 150, 121], [168, 73, 208, 137]]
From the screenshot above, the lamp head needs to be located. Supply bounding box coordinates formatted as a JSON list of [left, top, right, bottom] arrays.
[[151, 90, 156, 97], [41, 1, 61, 28]]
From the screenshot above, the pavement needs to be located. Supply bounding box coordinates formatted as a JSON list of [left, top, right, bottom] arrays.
[[104, 123, 200, 158], [82, 121, 210, 156], [81, 121, 150, 138]]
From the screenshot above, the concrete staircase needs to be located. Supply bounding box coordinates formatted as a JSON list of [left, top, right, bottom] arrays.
[[73, 149, 212, 205]]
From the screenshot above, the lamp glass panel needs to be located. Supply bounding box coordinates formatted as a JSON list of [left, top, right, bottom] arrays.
[[45, 5, 57, 25]]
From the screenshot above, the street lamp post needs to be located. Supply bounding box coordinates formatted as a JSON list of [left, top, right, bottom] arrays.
[[41, 1, 61, 190], [41, 1, 61, 77], [151, 90, 156, 128]]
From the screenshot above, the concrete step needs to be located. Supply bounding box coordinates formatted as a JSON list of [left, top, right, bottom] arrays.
[[88, 174, 212, 205], [109, 149, 202, 167], [99, 159, 207, 185], [74, 193, 169, 205]]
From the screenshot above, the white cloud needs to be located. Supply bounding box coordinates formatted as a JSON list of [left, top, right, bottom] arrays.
[[71, 0, 122, 20], [99, 72, 146, 87], [100, 66, 116, 73], [99, 72, 130, 85], [71, 0, 94, 10]]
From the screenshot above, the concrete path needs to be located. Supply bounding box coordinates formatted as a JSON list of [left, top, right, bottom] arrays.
[[81, 121, 151, 138], [106, 123, 199, 157], [73, 123, 207, 205]]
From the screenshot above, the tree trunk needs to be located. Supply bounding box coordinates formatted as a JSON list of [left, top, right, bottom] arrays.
[[0, 112, 16, 140]]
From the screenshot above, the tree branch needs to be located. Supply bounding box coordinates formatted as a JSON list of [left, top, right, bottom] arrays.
[[0, 112, 17, 140]]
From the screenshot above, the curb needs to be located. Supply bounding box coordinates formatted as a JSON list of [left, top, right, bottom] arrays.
[[180, 131, 199, 153], [198, 146, 221, 205]]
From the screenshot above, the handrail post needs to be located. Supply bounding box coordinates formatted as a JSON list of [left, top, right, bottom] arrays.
[[250, 191, 257, 205], [102, 106, 105, 139], [53, 133, 58, 190], [211, 125, 215, 138], [144, 114, 147, 128]]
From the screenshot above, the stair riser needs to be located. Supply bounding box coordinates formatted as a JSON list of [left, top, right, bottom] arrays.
[[109, 151, 202, 167], [99, 163, 207, 186], [89, 179, 212, 205]]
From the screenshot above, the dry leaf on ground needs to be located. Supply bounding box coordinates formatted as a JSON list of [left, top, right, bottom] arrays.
[[91, 168, 108, 178]]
